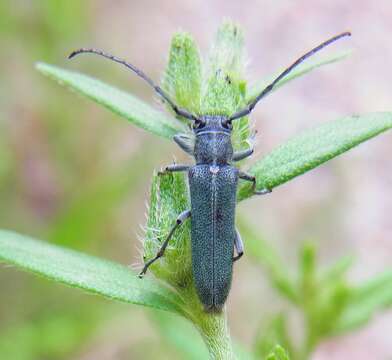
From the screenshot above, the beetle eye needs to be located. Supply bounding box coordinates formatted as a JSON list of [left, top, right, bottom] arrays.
[[222, 119, 233, 130], [193, 119, 206, 129]]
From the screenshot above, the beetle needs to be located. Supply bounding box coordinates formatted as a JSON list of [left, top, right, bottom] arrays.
[[69, 31, 350, 312]]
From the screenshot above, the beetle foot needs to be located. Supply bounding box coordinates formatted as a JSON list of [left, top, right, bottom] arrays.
[[139, 256, 155, 278], [158, 168, 172, 177], [254, 188, 272, 195], [233, 252, 243, 262], [250, 180, 272, 196], [138, 266, 148, 278]]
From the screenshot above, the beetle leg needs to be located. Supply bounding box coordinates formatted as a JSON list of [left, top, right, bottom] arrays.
[[254, 188, 272, 195], [233, 228, 244, 262], [233, 146, 254, 162], [158, 164, 190, 176], [238, 170, 255, 182], [173, 133, 195, 155], [139, 209, 191, 277], [233, 132, 256, 161], [238, 171, 272, 195]]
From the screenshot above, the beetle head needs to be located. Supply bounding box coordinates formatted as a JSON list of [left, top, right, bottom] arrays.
[[193, 115, 234, 164], [192, 115, 232, 136]]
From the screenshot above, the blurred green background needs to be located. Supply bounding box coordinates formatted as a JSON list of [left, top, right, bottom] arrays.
[[0, 1, 391, 359]]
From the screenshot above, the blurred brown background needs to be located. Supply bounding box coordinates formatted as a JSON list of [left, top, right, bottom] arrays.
[[0, 1, 391, 359]]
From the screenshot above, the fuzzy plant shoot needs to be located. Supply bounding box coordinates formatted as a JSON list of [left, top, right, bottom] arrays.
[[1, 21, 392, 360]]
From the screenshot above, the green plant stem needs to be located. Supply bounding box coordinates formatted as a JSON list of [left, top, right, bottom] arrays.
[[195, 311, 235, 360], [178, 286, 235, 360], [298, 330, 316, 360]]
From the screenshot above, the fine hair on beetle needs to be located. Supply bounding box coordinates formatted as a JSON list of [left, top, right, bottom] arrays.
[[69, 31, 351, 312]]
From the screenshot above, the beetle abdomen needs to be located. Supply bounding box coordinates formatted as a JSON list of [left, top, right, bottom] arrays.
[[189, 164, 238, 311]]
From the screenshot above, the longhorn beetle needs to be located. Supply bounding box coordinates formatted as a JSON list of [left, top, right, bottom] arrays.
[[69, 31, 351, 312]]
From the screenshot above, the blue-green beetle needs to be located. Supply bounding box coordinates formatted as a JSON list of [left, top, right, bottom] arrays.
[[69, 31, 350, 311]]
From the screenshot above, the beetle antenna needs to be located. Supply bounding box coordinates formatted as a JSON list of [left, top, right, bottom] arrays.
[[229, 31, 351, 121], [68, 48, 198, 121]]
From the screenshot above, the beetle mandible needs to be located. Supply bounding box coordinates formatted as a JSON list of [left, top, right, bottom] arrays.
[[69, 31, 350, 312]]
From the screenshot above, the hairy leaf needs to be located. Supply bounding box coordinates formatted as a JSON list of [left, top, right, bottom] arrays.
[[36, 62, 185, 139], [0, 230, 185, 314], [202, 21, 250, 152], [238, 113, 392, 200], [144, 172, 192, 287], [202, 21, 247, 116], [162, 32, 202, 115]]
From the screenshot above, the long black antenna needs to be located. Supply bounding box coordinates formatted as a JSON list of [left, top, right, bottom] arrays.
[[68, 48, 198, 122], [229, 31, 351, 121]]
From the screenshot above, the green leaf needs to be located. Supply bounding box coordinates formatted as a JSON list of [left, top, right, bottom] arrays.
[[36, 62, 185, 139], [0, 230, 185, 315], [202, 21, 250, 152], [144, 172, 192, 287], [254, 313, 293, 360], [237, 216, 297, 303], [202, 21, 247, 116], [265, 345, 290, 360], [238, 113, 392, 200], [335, 270, 392, 332], [247, 50, 352, 102], [162, 32, 202, 115], [299, 242, 316, 299], [319, 255, 355, 286], [311, 280, 351, 340]]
